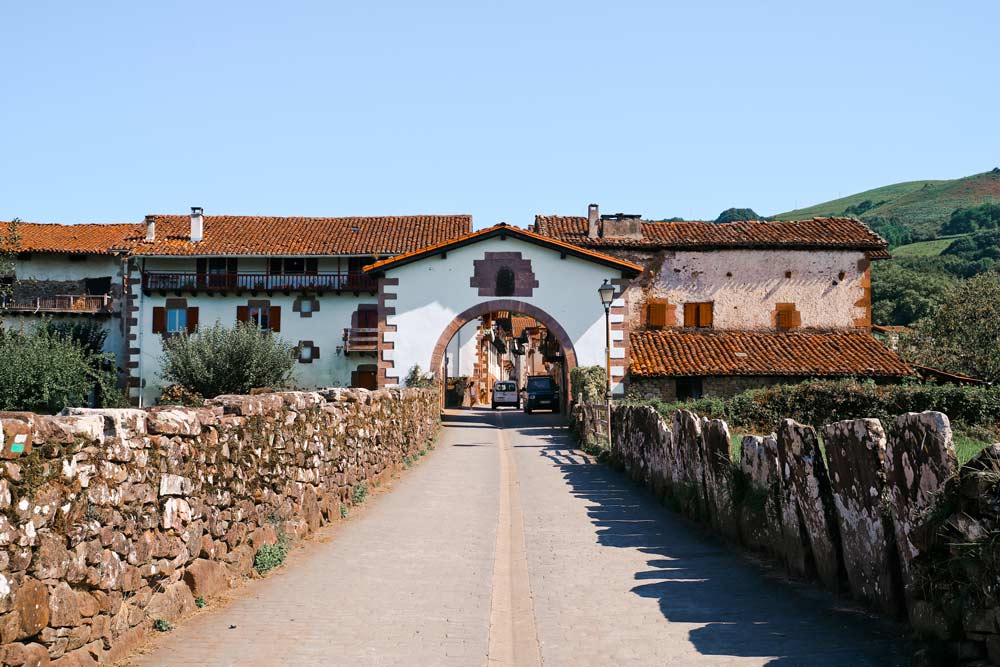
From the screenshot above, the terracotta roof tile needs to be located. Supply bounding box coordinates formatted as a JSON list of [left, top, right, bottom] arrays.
[[365, 223, 644, 274], [132, 214, 473, 256], [629, 329, 912, 378], [533, 215, 889, 252], [511, 316, 540, 338], [0, 221, 141, 255]]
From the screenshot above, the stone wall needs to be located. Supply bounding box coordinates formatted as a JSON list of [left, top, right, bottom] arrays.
[[0, 387, 440, 666], [599, 403, 1000, 664]]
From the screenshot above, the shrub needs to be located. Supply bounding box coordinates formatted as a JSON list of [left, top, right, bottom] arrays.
[[0, 325, 123, 413], [404, 364, 436, 388], [159, 322, 295, 399], [157, 384, 205, 407], [253, 541, 288, 574], [571, 365, 607, 403], [634, 378, 1000, 434]]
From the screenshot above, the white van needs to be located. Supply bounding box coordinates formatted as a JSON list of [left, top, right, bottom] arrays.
[[491, 381, 519, 410]]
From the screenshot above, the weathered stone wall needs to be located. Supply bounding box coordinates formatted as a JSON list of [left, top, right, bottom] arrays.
[[0, 387, 439, 666], [604, 404, 1000, 664]]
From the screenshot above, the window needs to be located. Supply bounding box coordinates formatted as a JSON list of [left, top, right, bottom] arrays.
[[237, 302, 281, 332], [166, 307, 188, 334], [646, 300, 670, 329], [152, 301, 198, 336], [300, 299, 313, 314], [495, 266, 515, 297], [676, 377, 703, 401], [683, 302, 714, 328], [268, 258, 317, 274], [297, 341, 320, 364], [775, 303, 801, 331]]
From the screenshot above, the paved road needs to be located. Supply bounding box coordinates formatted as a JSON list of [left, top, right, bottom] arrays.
[[129, 409, 907, 666]]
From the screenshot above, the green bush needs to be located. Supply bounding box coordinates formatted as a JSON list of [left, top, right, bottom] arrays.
[[159, 322, 295, 399], [571, 365, 607, 403], [253, 541, 288, 574], [632, 379, 1000, 434], [404, 364, 435, 388], [0, 325, 123, 413]]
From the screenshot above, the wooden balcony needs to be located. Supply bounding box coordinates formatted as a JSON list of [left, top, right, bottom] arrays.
[[343, 327, 379, 354], [1, 294, 116, 315], [142, 271, 378, 295]]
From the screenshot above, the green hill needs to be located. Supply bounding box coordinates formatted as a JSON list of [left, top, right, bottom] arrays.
[[772, 168, 1000, 241]]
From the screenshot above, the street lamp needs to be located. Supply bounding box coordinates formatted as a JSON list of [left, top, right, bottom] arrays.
[[598, 279, 615, 448]]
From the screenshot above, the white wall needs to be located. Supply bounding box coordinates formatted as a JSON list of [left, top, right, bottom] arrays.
[[444, 320, 478, 378], [383, 236, 626, 393], [12, 254, 122, 281], [136, 258, 377, 404], [626, 248, 869, 329]]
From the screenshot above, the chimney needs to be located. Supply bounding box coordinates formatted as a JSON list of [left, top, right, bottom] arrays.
[[587, 203, 600, 239], [144, 215, 156, 242], [190, 207, 204, 243]]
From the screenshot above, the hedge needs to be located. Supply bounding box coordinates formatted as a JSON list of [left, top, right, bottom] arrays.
[[630, 379, 1000, 433]]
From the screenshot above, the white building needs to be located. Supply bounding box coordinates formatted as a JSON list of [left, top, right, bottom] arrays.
[[127, 209, 470, 405]]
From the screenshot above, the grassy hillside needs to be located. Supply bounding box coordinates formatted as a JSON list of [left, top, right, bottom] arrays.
[[891, 234, 969, 258], [772, 169, 1000, 240]]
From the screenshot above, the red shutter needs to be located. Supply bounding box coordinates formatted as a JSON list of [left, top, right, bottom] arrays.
[[152, 307, 166, 334], [269, 306, 281, 332], [186, 307, 199, 334], [648, 302, 667, 328], [236, 306, 249, 323]]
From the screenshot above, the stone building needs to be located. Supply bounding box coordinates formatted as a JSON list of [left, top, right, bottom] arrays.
[[533, 205, 911, 399]]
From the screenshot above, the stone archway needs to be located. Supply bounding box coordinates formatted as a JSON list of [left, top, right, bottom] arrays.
[[429, 299, 579, 408]]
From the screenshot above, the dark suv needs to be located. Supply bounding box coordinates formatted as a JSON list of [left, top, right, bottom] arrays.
[[523, 375, 560, 414]]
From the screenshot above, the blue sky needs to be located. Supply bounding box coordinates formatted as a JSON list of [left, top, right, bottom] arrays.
[[2, 1, 997, 228]]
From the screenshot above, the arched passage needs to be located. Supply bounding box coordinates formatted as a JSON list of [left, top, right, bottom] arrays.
[[430, 299, 579, 408]]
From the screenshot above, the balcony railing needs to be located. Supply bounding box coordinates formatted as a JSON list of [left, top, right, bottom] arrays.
[[343, 327, 379, 353], [1, 294, 115, 314], [142, 272, 378, 293]]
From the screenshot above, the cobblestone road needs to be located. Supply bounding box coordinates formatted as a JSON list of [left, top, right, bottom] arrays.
[[129, 409, 907, 666]]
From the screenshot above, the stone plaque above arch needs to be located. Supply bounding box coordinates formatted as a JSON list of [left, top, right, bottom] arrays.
[[469, 251, 539, 297]]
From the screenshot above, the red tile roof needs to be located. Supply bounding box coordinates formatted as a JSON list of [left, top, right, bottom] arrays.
[[629, 329, 912, 378], [511, 316, 541, 338], [533, 216, 889, 253], [364, 223, 644, 274], [0, 221, 142, 255], [132, 214, 473, 256]]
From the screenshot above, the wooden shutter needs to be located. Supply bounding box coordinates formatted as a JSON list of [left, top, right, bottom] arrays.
[[776, 303, 800, 330], [648, 302, 667, 328], [305, 258, 318, 275], [152, 307, 166, 334], [236, 305, 249, 323], [312, 345, 320, 359], [269, 306, 281, 332], [698, 303, 714, 328], [683, 303, 697, 327], [186, 307, 199, 334]]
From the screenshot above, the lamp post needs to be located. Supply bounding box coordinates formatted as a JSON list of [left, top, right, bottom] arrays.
[[598, 279, 615, 448]]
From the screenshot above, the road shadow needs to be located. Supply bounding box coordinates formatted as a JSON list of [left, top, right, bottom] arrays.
[[507, 417, 909, 667]]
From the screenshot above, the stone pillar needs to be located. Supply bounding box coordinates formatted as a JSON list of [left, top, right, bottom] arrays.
[[777, 419, 842, 591], [884, 411, 957, 613], [823, 418, 901, 616], [702, 418, 738, 542], [671, 410, 709, 522]]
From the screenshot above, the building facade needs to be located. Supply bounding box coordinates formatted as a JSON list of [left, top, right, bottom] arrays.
[[533, 205, 911, 399]]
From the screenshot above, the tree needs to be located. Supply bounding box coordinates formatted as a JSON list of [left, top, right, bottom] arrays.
[[715, 208, 761, 223], [903, 272, 1000, 382], [159, 322, 296, 398], [0, 325, 122, 413], [871, 261, 956, 326]]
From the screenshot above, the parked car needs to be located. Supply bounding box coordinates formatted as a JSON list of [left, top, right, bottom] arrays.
[[491, 380, 519, 410], [523, 375, 560, 413]]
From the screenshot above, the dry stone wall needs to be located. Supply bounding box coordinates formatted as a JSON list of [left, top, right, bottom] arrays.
[[0, 387, 439, 666], [601, 403, 1000, 664]]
